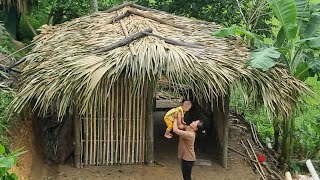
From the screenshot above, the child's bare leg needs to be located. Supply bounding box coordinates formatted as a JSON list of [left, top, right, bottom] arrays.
[[164, 129, 173, 138]]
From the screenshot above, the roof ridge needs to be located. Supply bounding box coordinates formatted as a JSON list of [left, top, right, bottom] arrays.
[[102, 1, 161, 14]]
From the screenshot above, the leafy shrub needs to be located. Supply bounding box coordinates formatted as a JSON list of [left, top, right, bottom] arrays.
[[0, 143, 25, 179], [0, 91, 13, 144]]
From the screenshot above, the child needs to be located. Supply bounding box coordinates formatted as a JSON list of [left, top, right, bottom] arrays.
[[164, 100, 192, 139]]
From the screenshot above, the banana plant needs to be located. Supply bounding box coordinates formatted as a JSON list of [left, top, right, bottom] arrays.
[[214, 0, 320, 166], [214, 0, 320, 81]]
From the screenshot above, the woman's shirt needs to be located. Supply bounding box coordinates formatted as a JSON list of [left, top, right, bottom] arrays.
[[178, 127, 196, 161]]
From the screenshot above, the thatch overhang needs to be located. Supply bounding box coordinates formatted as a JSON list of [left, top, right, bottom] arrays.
[[11, 2, 309, 119]]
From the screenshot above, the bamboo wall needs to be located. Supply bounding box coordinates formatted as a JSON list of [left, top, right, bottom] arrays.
[[80, 79, 147, 165]]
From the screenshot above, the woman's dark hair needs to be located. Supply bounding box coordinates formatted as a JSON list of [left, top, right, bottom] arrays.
[[196, 120, 206, 132]]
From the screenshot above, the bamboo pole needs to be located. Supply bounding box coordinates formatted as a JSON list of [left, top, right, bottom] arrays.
[[142, 81, 147, 162], [80, 115, 83, 167], [110, 85, 115, 165], [96, 89, 100, 165], [74, 106, 81, 168], [222, 96, 229, 168], [107, 84, 112, 164], [90, 105, 93, 165], [103, 82, 107, 164], [103, 2, 133, 13], [247, 139, 266, 177], [139, 86, 144, 162], [99, 86, 103, 165], [241, 140, 266, 180], [100, 86, 104, 164], [119, 78, 123, 164], [93, 96, 97, 165], [123, 78, 128, 164], [132, 88, 136, 163], [85, 111, 89, 165], [136, 89, 140, 163], [117, 11, 136, 56], [93, 29, 152, 53], [127, 82, 132, 163], [96, 95, 100, 165], [115, 80, 119, 164]]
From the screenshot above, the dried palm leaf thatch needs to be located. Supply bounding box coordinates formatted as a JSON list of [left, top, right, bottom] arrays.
[[10, 3, 309, 119]]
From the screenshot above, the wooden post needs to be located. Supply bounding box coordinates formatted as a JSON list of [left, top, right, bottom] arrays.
[[74, 106, 81, 168], [222, 95, 229, 168], [145, 80, 154, 164]]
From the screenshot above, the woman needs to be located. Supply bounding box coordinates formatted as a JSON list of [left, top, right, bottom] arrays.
[[173, 118, 205, 180]]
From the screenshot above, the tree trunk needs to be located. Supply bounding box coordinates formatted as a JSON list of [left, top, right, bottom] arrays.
[[23, 14, 37, 36], [52, 8, 64, 25], [273, 119, 280, 152], [91, 0, 99, 12], [145, 80, 154, 164], [280, 116, 295, 168], [74, 107, 81, 168], [2, 5, 20, 39]]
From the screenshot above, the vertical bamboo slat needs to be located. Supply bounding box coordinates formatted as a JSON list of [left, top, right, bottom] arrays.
[[99, 87, 103, 164], [127, 82, 132, 163], [103, 84, 107, 164], [93, 96, 97, 165], [115, 80, 119, 164], [119, 79, 123, 164], [107, 85, 112, 164], [111, 85, 115, 165], [136, 91, 140, 163], [139, 87, 144, 162], [132, 89, 136, 163], [123, 79, 128, 164], [85, 112, 89, 165], [142, 81, 147, 162], [80, 78, 149, 166], [90, 106, 93, 165], [80, 114, 83, 167], [96, 96, 99, 165]]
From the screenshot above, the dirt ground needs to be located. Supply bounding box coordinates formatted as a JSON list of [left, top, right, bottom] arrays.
[[10, 111, 259, 180]]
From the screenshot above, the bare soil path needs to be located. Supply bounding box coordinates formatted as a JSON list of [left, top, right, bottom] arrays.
[[10, 111, 258, 180]]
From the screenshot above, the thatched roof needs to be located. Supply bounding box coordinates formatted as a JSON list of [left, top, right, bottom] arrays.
[[11, 2, 309, 119]]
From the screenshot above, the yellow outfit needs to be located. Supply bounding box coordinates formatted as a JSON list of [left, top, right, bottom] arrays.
[[164, 106, 185, 132]]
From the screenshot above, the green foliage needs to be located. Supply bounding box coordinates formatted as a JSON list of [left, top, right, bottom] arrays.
[[213, 0, 320, 81], [294, 77, 320, 159], [267, 0, 298, 40], [0, 143, 26, 180], [230, 88, 275, 142], [247, 47, 281, 71], [231, 76, 320, 169], [135, 0, 272, 36], [0, 24, 16, 55], [213, 26, 264, 43], [0, 91, 13, 144]]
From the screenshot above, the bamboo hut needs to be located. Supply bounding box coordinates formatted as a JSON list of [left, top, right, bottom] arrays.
[[11, 2, 309, 168]]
